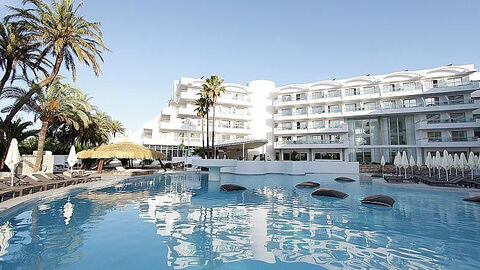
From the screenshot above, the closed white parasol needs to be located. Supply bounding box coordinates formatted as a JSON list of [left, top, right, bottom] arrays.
[[5, 139, 21, 187]]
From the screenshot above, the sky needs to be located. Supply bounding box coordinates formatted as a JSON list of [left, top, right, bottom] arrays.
[[1, 0, 480, 133]]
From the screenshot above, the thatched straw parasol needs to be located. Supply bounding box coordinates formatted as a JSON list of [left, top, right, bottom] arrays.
[[77, 142, 166, 172]]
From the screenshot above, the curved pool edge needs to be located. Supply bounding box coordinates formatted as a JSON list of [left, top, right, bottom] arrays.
[[0, 174, 132, 222]]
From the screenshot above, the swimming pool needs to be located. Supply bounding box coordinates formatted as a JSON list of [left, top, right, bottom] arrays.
[[0, 173, 479, 269]]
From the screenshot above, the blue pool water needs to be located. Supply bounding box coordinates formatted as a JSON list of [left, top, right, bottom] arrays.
[[0, 173, 479, 270]]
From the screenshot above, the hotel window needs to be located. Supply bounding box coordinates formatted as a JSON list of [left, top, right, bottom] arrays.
[[234, 122, 244, 129], [328, 90, 340, 97], [383, 100, 396, 109], [296, 136, 307, 143], [451, 130, 467, 141], [282, 95, 292, 102], [427, 132, 442, 142], [312, 92, 324, 99], [330, 134, 341, 142], [282, 108, 292, 116], [296, 121, 307, 129], [329, 119, 341, 128], [363, 86, 378, 94], [296, 93, 307, 101], [426, 114, 441, 124], [432, 79, 439, 88], [283, 122, 292, 130], [345, 103, 357, 112], [345, 88, 360, 96], [450, 112, 466, 123], [315, 152, 341, 160], [447, 77, 466, 87], [311, 106, 324, 114], [220, 120, 231, 128], [142, 129, 153, 139], [424, 97, 439, 106], [328, 105, 340, 113], [312, 120, 325, 129], [312, 135, 324, 142], [403, 99, 417, 108], [283, 136, 292, 142], [448, 95, 464, 104], [295, 107, 307, 115], [364, 102, 377, 110], [221, 135, 230, 141], [403, 81, 421, 91], [384, 84, 399, 92]]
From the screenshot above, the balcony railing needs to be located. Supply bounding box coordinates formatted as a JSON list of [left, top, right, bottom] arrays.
[[426, 118, 477, 124], [282, 139, 343, 145], [427, 137, 478, 143]]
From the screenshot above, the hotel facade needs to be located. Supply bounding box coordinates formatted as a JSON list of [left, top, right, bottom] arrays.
[[133, 64, 480, 163]]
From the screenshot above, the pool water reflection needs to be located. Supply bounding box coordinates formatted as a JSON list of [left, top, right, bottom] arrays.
[[0, 173, 479, 270]]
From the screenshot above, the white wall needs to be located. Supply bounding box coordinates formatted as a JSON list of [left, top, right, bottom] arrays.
[[247, 80, 276, 159], [220, 160, 359, 175]]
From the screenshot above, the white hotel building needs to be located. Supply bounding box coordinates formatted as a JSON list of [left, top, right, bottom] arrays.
[[133, 64, 480, 163]]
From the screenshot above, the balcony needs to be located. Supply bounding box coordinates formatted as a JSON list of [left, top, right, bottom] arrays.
[[418, 137, 480, 147], [218, 96, 251, 107], [342, 99, 477, 117], [274, 98, 308, 107], [274, 111, 309, 121], [417, 118, 480, 130], [178, 106, 196, 116], [159, 122, 199, 131], [215, 126, 251, 134], [215, 110, 251, 120], [275, 139, 347, 149]]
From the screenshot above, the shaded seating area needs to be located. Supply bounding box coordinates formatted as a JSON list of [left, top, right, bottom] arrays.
[[77, 142, 166, 174]]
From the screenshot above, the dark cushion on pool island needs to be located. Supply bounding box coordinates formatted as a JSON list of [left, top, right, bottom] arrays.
[[371, 174, 383, 178], [220, 184, 246, 192], [463, 196, 480, 202], [312, 188, 349, 199], [296, 181, 320, 188], [334, 177, 355, 182], [361, 195, 395, 207]]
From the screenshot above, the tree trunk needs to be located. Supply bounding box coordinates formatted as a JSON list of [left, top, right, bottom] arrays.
[[201, 117, 205, 158], [34, 121, 49, 172], [0, 59, 13, 95], [0, 52, 64, 134], [206, 112, 210, 159], [212, 105, 216, 159]]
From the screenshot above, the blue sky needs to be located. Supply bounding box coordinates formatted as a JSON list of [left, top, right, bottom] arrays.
[[1, 0, 480, 132]]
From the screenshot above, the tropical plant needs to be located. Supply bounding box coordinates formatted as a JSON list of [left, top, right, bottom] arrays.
[[0, 118, 37, 170], [75, 110, 112, 146], [0, 22, 49, 95], [1, 0, 108, 132], [110, 120, 125, 138], [3, 76, 91, 171], [202, 75, 225, 159], [193, 94, 209, 157]]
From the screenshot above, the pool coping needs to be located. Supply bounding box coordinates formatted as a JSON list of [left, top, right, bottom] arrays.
[[0, 171, 208, 221]]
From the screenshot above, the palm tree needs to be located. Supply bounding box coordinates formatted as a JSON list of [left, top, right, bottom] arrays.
[[0, 118, 38, 170], [3, 76, 91, 171], [202, 76, 225, 159], [110, 120, 125, 138], [193, 95, 209, 157], [2, 0, 108, 132], [0, 22, 48, 95]]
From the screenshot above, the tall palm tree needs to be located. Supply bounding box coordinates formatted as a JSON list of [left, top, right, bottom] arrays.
[[0, 118, 37, 170], [3, 76, 91, 171], [0, 22, 48, 95], [202, 76, 225, 159], [193, 94, 209, 156], [110, 120, 125, 138], [2, 0, 108, 132]]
